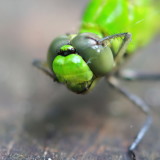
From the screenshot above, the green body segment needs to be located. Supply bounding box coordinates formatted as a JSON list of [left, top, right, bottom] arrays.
[[80, 0, 160, 53], [52, 54, 94, 93]]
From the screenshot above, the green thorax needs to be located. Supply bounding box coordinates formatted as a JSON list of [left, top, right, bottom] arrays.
[[80, 0, 159, 53]]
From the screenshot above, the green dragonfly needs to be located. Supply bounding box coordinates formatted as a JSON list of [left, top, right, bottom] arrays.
[[33, 0, 160, 159]]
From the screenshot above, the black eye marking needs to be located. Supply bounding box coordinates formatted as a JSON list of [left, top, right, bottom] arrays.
[[58, 45, 76, 56]]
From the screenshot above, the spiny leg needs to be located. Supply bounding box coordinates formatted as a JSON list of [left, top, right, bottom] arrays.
[[107, 76, 152, 160], [32, 59, 56, 80], [117, 69, 160, 81]]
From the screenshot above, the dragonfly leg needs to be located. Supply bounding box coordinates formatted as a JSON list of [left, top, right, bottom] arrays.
[[99, 32, 132, 64], [117, 69, 160, 81], [32, 59, 57, 81], [107, 76, 152, 160]]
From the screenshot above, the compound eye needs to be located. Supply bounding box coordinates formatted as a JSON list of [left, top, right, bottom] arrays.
[[47, 35, 70, 70], [71, 33, 115, 77], [58, 45, 76, 56]]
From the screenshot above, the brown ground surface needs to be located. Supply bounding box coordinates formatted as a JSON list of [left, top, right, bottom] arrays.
[[0, 1, 160, 160]]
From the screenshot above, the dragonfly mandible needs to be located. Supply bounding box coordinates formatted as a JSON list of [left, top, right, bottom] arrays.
[[33, 0, 160, 159]]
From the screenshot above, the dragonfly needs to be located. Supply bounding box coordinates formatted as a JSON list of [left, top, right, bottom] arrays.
[[33, 0, 160, 159]]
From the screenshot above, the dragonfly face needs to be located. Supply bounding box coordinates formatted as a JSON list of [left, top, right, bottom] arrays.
[[47, 33, 115, 93]]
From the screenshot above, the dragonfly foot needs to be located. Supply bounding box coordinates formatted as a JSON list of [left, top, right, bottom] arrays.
[[128, 150, 136, 160]]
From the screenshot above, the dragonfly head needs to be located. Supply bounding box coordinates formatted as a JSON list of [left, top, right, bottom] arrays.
[[47, 33, 115, 93]]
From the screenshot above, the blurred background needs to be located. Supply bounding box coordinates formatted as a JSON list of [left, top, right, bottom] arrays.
[[0, 0, 160, 159]]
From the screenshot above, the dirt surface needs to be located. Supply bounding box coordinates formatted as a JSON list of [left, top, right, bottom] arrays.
[[0, 0, 160, 160]]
